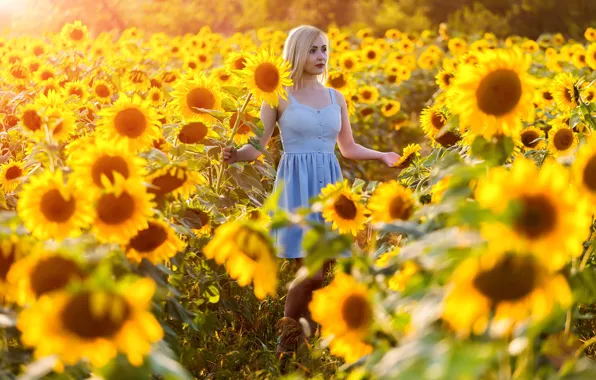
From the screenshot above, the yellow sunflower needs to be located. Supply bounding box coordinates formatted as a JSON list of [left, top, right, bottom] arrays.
[[202, 220, 278, 300], [358, 85, 379, 105], [326, 72, 355, 94], [179, 207, 213, 237], [443, 248, 571, 337], [0, 238, 28, 297], [321, 185, 368, 236], [19, 104, 46, 137], [7, 248, 86, 306], [380, 99, 401, 118], [5, 63, 31, 86], [514, 126, 545, 151], [388, 260, 421, 292], [17, 277, 163, 368], [241, 49, 293, 107], [146, 87, 164, 107], [97, 93, 161, 152], [69, 140, 146, 193], [551, 73, 579, 112], [475, 157, 591, 270], [46, 106, 76, 142], [126, 219, 185, 264], [63, 80, 89, 104], [393, 143, 421, 169], [0, 159, 28, 192], [338, 51, 360, 72], [420, 105, 447, 139], [309, 272, 373, 363], [176, 121, 214, 145], [547, 123, 578, 157], [572, 135, 596, 212], [122, 67, 152, 93], [229, 111, 256, 145], [146, 164, 206, 200], [17, 170, 94, 241], [448, 48, 535, 137], [93, 174, 155, 244], [91, 79, 114, 104], [367, 180, 415, 223], [435, 70, 454, 90], [171, 71, 224, 122], [60, 20, 89, 47]]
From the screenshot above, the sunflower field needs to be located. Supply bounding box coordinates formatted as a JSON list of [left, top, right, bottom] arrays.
[[4, 10, 596, 380]]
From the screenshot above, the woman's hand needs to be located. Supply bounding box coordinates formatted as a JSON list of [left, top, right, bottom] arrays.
[[222, 146, 238, 164], [379, 152, 401, 167]]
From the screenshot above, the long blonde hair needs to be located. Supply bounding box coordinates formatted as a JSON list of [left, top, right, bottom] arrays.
[[283, 25, 329, 90]]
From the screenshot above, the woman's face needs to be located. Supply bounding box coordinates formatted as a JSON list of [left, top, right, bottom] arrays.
[[304, 34, 328, 76]]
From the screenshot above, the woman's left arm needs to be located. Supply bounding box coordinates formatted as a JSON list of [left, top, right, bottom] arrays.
[[335, 90, 401, 167]]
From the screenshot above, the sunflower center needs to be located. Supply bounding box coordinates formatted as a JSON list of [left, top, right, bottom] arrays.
[[234, 58, 246, 70], [130, 70, 147, 84], [11, 66, 26, 79], [344, 59, 354, 69], [178, 122, 208, 144], [188, 61, 197, 70], [151, 92, 161, 101], [91, 155, 130, 187], [553, 128, 574, 151], [475, 68, 522, 117], [385, 104, 394, 112], [5, 166, 22, 180], [163, 72, 177, 83], [389, 195, 413, 220], [367, 51, 376, 60], [435, 131, 461, 147], [70, 29, 84, 41], [0, 244, 16, 281], [61, 292, 130, 339], [542, 91, 553, 101], [362, 90, 372, 100], [333, 194, 358, 220], [329, 75, 346, 89], [69, 87, 84, 99], [341, 294, 372, 329], [129, 221, 168, 252], [186, 87, 216, 114], [97, 192, 135, 224], [22, 109, 42, 131], [563, 88, 573, 103], [472, 255, 537, 304], [40, 189, 76, 223], [114, 108, 147, 138], [514, 194, 557, 239], [254, 63, 280, 93], [30, 256, 84, 297], [430, 112, 445, 129], [582, 154, 596, 192], [150, 169, 187, 196], [95, 84, 110, 98], [40, 71, 54, 81], [521, 130, 540, 148]]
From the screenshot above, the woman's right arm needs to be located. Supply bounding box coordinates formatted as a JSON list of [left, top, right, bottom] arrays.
[[222, 101, 278, 163]]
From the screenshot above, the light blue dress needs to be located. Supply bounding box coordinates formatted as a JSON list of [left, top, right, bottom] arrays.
[[271, 87, 350, 259]]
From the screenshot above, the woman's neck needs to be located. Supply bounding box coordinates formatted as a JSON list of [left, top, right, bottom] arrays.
[[294, 74, 320, 90]]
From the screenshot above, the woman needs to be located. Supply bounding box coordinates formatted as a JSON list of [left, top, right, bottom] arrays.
[[222, 25, 400, 357]]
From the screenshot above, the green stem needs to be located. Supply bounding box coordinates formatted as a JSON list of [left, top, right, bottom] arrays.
[[214, 93, 253, 194], [580, 244, 594, 271], [575, 335, 596, 358]]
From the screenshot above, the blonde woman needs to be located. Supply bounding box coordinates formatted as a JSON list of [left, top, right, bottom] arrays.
[[222, 25, 400, 358]]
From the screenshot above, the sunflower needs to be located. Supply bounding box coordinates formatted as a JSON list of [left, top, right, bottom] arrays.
[[309, 272, 373, 363], [126, 219, 185, 264], [93, 174, 155, 244], [5, 62, 31, 86], [572, 135, 596, 212], [92, 79, 114, 104], [443, 249, 571, 337], [18, 277, 163, 368], [435, 70, 454, 90], [375, 245, 400, 267], [146, 87, 164, 107], [63, 80, 89, 104], [380, 99, 401, 117], [0, 238, 28, 297], [176, 121, 214, 144], [171, 71, 225, 122], [241, 49, 293, 107], [160, 69, 181, 87], [388, 260, 421, 292], [361, 45, 383, 65], [321, 185, 368, 236], [7, 248, 86, 306], [393, 143, 421, 169], [210, 67, 233, 85], [547, 123, 578, 157], [326, 72, 355, 94], [0, 159, 28, 192], [358, 85, 379, 105], [551, 73, 579, 112], [338, 52, 360, 72], [17, 170, 94, 241], [448, 49, 535, 137], [515, 126, 545, 151], [448, 38, 468, 56], [475, 157, 591, 270], [97, 93, 161, 152], [586, 44, 596, 70], [367, 180, 415, 223], [420, 105, 447, 139], [202, 220, 277, 300], [180, 207, 213, 237], [146, 164, 206, 200], [122, 67, 152, 93], [228, 111, 256, 145], [225, 51, 249, 73], [69, 140, 146, 193], [60, 20, 89, 47], [19, 104, 46, 137], [46, 106, 76, 142]]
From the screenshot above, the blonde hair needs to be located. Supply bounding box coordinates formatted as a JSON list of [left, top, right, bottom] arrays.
[[283, 25, 329, 90]]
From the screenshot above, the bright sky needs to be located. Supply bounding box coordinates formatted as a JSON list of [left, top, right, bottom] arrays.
[[0, 0, 22, 12]]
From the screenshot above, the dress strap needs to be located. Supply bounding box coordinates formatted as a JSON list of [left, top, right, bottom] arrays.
[[287, 91, 297, 104], [329, 88, 336, 105]]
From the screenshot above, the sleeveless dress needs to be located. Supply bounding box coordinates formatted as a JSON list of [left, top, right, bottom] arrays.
[[271, 88, 351, 259]]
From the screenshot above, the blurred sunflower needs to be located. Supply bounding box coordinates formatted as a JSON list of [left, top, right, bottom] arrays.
[[586, 44, 596, 70], [19, 104, 46, 137], [388, 260, 421, 292], [572, 135, 596, 212], [551, 73, 579, 111], [17, 170, 94, 241], [60, 20, 89, 47], [449, 49, 535, 137], [420, 105, 446, 139], [435, 70, 454, 90], [358, 86, 379, 105], [176, 121, 215, 144], [146, 87, 164, 107], [475, 157, 591, 270], [5, 62, 31, 86], [18, 277, 163, 368], [380, 99, 401, 118], [122, 67, 152, 93], [180, 207, 213, 237], [309, 272, 373, 363], [547, 123, 577, 157], [361, 45, 383, 65], [225, 51, 249, 73], [146, 164, 206, 199], [91, 79, 113, 104], [93, 174, 155, 244], [229, 111, 256, 145], [63, 80, 89, 104], [203, 220, 277, 300], [338, 52, 360, 72], [171, 72, 224, 122], [46, 106, 76, 142], [326, 72, 355, 94], [367, 180, 414, 223], [241, 49, 293, 107], [321, 184, 368, 236], [0, 159, 28, 192], [443, 249, 571, 337], [393, 143, 421, 169], [97, 93, 161, 152], [126, 219, 185, 264], [0, 238, 28, 297], [515, 126, 545, 151]]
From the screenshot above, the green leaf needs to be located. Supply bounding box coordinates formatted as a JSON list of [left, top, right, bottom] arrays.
[[205, 284, 220, 303], [149, 343, 193, 380], [570, 268, 596, 304], [221, 86, 246, 98], [570, 107, 582, 128], [221, 98, 237, 112]]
